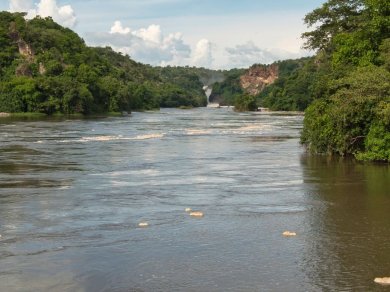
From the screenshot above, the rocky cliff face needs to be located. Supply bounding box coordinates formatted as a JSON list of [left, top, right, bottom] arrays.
[[17, 40, 34, 58], [240, 64, 278, 95], [8, 21, 36, 76]]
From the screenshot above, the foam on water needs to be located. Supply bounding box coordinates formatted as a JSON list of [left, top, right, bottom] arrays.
[[130, 133, 165, 140], [234, 124, 272, 133], [185, 129, 213, 135], [57, 133, 165, 143]]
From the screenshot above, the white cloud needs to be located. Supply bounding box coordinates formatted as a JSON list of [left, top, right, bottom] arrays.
[[191, 39, 213, 67], [225, 41, 304, 68], [133, 24, 162, 44], [9, 0, 37, 18], [9, 0, 77, 28], [88, 21, 214, 68], [9, 0, 33, 12], [226, 41, 276, 67], [110, 21, 131, 35]]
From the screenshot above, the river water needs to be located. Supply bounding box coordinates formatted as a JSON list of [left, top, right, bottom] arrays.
[[0, 108, 389, 291]]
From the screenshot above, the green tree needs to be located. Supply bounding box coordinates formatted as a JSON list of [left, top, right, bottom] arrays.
[[301, 66, 390, 160], [234, 94, 257, 112], [303, 0, 390, 67]]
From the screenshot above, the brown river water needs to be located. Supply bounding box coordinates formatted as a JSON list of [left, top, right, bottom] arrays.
[[0, 108, 389, 291]]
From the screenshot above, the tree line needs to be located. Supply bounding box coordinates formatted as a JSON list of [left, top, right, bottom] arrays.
[[0, 12, 207, 115]]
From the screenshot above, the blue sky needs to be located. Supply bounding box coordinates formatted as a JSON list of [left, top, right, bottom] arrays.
[[2, 0, 325, 69]]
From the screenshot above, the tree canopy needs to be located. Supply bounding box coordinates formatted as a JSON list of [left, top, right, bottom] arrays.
[[0, 12, 208, 114], [300, 0, 390, 162]]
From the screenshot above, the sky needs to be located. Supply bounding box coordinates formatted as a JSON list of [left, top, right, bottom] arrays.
[[1, 0, 325, 69]]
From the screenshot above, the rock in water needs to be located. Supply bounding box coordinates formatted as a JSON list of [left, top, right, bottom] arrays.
[[185, 208, 192, 212], [138, 222, 149, 227], [190, 211, 204, 217], [283, 231, 297, 237], [374, 277, 390, 285]]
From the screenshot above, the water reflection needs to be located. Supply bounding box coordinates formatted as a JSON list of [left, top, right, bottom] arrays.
[[301, 155, 390, 291]]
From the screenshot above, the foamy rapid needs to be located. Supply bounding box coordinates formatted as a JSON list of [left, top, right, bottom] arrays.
[[185, 129, 212, 135], [235, 124, 271, 132], [131, 133, 165, 140], [58, 133, 165, 143]]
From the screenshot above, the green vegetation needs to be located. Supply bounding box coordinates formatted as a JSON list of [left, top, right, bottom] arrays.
[[154, 66, 210, 108], [300, 0, 390, 162], [258, 57, 320, 111], [209, 58, 325, 112], [212, 0, 389, 162], [0, 12, 207, 115], [209, 69, 245, 105], [234, 94, 258, 112]]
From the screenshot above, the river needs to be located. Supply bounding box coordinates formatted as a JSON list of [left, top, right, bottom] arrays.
[[0, 108, 389, 291]]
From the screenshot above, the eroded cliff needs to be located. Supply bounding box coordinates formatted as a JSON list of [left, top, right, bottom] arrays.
[[240, 64, 278, 96]]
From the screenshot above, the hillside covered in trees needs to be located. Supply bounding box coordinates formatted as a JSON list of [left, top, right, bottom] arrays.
[[0, 11, 209, 114], [209, 58, 318, 111], [300, 0, 390, 162]]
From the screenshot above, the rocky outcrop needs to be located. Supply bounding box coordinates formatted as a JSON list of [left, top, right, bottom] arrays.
[[9, 21, 34, 60], [39, 62, 47, 74], [8, 21, 36, 76], [17, 40, 34, 59], [15, 62, 33, 77], [240, 64, 278, 96], [0, 112, 11, 118]]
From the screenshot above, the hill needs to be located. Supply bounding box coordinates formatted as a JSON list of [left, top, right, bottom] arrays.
[[209, 58, 317, 111], [0, 12, 208, 115]]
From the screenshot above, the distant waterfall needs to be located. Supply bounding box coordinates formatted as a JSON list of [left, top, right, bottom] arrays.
[[203, 85, 212, 103], [203, 85, 219, 107]]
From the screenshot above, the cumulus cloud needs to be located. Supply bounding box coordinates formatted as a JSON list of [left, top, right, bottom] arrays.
[[226, 41, 303, 68], [9, 0, 77, 28], [87, 21, 214, 67], [191, 39, 213, 68], [133, 24, 162, 44], [110, 21, 131, 35], [9, 0, 33, 12], [226, 41, 277, 67], [9, 0, 37, 18]]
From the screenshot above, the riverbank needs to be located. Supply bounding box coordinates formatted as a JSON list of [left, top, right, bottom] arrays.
[[0, 111, 132, 120], [0, 112, 11, 117]]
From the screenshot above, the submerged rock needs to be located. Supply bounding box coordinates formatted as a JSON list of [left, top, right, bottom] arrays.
[[282, 231, 297, 237], [138, 222, 149, 227], [190, 211, 204, 217], [374, 277, 390, 285]]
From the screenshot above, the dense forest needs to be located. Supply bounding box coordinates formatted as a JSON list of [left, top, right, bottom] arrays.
[[300, 0, 390, 162], [0, 12, 208, 114], [209, 57, 318, 111], [258, 57, 321, 111], [209, 68, 246, 105]]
